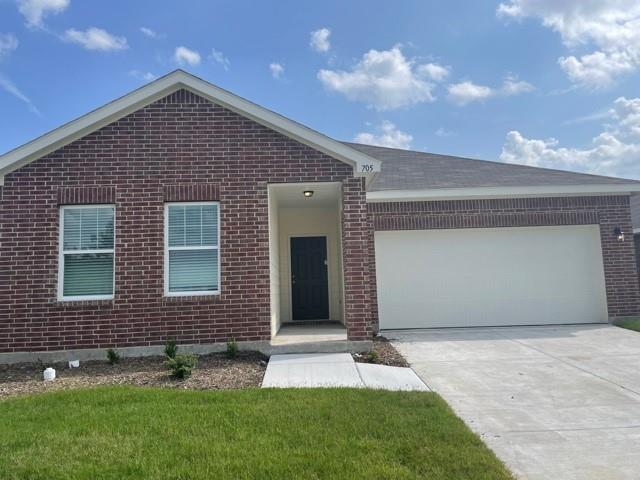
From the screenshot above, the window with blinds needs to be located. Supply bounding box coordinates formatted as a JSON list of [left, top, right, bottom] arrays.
[[59, 205, 115, 300], [165, 202, 220, 295]]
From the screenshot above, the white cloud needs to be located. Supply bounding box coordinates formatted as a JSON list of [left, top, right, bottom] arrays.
[[63, 28, 128, 51], [447, 76, 534, 105], [18, 0, 69, 28], [562, 109, 610, 126], [500, 97, 640, 178], [417, 63, 450, 82], [140, 27, 160, 39], [129, 70, 156, 81], [354, 121, 413, 149], [318, 46, 447, 110], [174, 46, 201, 66], [497, 0, 640, 88], [209, 48, 230, 70], [0, 33, 18, 59], [269, 62, 284, 79], [558, 50, 637, 89], [447, 81, 494, 105], [501, 75, 535, 95], [310, 27, 331, 53], [0, 73, 40, 115]]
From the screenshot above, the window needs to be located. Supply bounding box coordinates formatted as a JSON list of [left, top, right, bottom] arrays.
[[59, 205, 115, 301], [165, 202, 220, 295]]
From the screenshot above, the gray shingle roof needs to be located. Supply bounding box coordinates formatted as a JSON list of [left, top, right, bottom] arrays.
[[343, 142, 640, 192]]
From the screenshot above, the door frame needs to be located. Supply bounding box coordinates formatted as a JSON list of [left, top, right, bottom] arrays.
[[287, 233, 331, 322]]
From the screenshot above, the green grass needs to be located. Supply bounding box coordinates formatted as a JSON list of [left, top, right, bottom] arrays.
[[0, 387, 512, 480], [614, 317, 640, 332]]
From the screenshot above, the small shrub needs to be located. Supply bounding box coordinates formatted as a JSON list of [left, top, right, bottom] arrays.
[[165, 354, 198, 379], [366, 350, 379, 363], [226, 338, 238, 359], [164, 339, 178, 359], [106, 348, 120, 365]]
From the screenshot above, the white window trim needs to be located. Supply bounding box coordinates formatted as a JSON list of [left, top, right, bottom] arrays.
[[58, 204, 116, 302], [164, 201, 221, 297]]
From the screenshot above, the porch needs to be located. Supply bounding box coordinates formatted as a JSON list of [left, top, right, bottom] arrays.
[[267, 182, 348, 351], [272, 322, 347, 345]]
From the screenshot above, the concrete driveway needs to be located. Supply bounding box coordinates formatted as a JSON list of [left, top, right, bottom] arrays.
[[388, 325, 640, 480]]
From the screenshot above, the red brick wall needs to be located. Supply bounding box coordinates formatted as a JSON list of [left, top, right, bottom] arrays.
[[341, 178, 374, 341], [0, 89, 373, 353], [369, 196, 640, 327], [635, 234, 640, 281]]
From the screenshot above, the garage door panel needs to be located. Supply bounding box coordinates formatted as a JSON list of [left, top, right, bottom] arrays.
[[375, 226, 608, 329]]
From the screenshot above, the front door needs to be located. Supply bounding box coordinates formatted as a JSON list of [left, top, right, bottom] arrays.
[[291, 236, 329, 320]]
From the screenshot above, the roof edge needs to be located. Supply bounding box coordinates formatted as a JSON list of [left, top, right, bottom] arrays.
[[366, 184, 640, 202], [345, 141, 640, 186], [0, 70, 381, 180]]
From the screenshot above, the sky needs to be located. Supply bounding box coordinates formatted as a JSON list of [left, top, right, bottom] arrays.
[[1, 0, 639, 179]]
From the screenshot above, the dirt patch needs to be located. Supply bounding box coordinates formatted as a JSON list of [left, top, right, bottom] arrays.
[[0, 352, 268, 399], [353, 336, 409, 367]]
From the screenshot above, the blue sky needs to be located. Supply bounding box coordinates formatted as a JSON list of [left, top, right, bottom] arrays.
[[1, 0, 639, 178]]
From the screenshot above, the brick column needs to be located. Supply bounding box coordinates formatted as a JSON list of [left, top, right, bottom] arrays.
[[368, 210, 379, 332], [597, 197, 640, 318], [341, 177, 373, 341]]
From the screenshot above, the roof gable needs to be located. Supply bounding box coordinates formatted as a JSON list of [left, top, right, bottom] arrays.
[[0, 71, 381, 185]]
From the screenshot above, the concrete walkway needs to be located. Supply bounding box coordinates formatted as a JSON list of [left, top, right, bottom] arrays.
[[261, 353, 429, 391], [389, 325, 640, 480]]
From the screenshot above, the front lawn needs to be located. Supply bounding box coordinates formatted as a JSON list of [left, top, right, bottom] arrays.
[[0, 387, 512, 480], [614, 317, 640, 332]]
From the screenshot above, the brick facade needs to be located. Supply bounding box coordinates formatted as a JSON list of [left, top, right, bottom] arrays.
[[634, 234, 640, 283], [0, 89, 374, 353], [2, 87, 638, 356], [342, 178, 374, 341], [369, 196, 640, 328]]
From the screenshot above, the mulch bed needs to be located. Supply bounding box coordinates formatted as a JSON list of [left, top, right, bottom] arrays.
[[2, 337, 409, 399], [353, 336, 409, 367], [0, 352, 268, 399]]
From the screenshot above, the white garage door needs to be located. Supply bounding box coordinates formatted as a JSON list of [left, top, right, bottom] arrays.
[[375, 225, 608, 329]]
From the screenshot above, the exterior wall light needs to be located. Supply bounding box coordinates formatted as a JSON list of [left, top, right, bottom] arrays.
[[614, 227, 625, 242], [303, 190, 314, 198]]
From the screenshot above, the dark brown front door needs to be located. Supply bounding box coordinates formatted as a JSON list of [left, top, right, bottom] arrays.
[[291, 236, 329, 320]]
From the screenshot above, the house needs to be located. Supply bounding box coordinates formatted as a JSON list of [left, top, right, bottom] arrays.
[[1, 70, 640, 362]]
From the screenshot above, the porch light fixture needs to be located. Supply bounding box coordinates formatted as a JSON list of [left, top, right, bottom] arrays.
[[614, 227, 625, 242], [303, 190, 314, 198]]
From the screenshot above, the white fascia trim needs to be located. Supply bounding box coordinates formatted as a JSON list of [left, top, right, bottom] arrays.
[[366, 184, 640, 202], [0, 70, 380, 180]]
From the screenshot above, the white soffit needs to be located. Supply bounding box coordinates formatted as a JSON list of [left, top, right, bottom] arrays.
[[0, 70, 381, 185], [366, 184, 640, 202]]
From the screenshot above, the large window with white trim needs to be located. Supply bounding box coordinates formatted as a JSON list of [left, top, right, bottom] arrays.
[[59, 205, 115, 301], [165, 202, 220, 295]]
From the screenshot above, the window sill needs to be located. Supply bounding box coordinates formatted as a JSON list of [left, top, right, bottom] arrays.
[[162, 293, 221, 304], [59, 295, 114, 302], [165, 290, 220, 297], [54, 297, 115, 308]]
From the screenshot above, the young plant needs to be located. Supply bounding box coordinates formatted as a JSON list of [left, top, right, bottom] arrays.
[[366, 350, 379, 364], [165, 354, 198, 380], [164, 339, 178, 359], [226, 338, 238, 359], [106, 348, 120, 365]]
